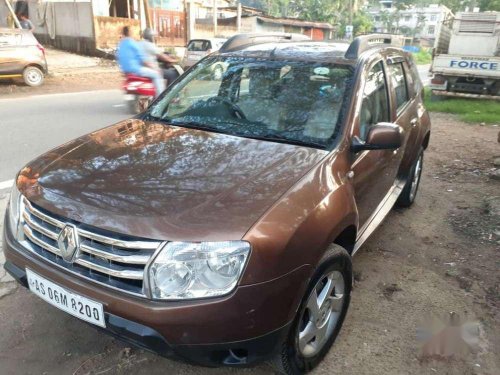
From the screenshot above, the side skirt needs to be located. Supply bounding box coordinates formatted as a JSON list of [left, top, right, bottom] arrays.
[[352, 179, 406, 255]]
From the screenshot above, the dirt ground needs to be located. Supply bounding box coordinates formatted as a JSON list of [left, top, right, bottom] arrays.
[[0, 107, 499, 375]]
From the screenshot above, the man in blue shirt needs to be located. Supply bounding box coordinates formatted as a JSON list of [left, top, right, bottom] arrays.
[[117, 26, 165, 97]]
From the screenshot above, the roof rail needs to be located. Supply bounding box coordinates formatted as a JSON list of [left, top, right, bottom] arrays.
[[219, 33, 311, 53], [344, 34, 404, 59]]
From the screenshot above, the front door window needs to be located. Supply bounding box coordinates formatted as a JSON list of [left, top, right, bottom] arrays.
[[359, 61, 390, 140]]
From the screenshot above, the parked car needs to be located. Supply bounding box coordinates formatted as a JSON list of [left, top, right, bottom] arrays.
[[0, 27, 47, 86], [4, 33, 430, 374], [183, 37, 226, 78]]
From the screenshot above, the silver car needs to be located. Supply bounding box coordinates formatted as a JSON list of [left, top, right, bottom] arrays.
[[0, 27, 47, 86], [183, 38, 226, 78]]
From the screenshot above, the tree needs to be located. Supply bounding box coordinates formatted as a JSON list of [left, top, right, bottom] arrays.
[[287, 0, 341, 23], [352, 11, 374, 35], [478, 0, 500, 11]]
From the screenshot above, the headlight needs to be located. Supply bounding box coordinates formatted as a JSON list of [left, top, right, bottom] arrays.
[[7, 181, 22, 236], [149, 241, 250, 300]]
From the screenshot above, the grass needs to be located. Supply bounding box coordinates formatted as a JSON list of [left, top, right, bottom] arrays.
[[412, 49, 432, 65], [424, 88, 500, 124]]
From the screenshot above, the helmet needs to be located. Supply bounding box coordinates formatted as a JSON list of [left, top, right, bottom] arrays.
[[142, 28, 156, 42]]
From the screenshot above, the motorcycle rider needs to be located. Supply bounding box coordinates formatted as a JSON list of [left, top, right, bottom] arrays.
[[140, 28, 181, 87], [117, 26, 165, 98]]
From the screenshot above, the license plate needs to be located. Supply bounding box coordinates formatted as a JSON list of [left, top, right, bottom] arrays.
[[26, 269, 106, 328]]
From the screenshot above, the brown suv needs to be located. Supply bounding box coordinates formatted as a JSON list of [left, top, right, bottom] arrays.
[[4, 34, 430, 373]]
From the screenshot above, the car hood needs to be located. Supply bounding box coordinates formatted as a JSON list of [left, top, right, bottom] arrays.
[[18, 119, 327, 241]]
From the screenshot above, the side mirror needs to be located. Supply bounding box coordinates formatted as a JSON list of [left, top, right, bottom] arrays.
[[351, 122, 403, 153]]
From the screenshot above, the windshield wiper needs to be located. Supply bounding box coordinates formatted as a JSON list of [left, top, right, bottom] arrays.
[[169, 119, 234, 136], [245, 133, 326, 149], [145, 115, 325, 148]]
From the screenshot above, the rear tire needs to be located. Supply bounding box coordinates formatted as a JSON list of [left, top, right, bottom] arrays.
[[23, 66, 44, 87], [396, 149, 424, 208], [271, 244, 352, 374]]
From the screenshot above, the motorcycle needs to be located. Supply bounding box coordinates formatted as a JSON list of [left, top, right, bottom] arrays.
[[123, 63, 184, 115]]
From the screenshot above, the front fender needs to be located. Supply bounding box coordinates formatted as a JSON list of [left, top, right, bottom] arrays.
[[242, 152, 358, 286]]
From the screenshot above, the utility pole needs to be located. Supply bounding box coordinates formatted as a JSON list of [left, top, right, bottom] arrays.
[[237, 1, 241, 33], [213, 0, 217, 36], [4, 0, 22, 28], [349, 0, 353, 25]]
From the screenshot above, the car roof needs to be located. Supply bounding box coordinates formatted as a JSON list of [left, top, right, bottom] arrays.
[[189, 38, 227, 43], [217, 41, 355, 66], [216, 34, 407, 65]]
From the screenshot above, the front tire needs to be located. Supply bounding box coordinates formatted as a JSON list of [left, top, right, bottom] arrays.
[[23, 66, 44, 87], [127, 96, 151, 115], [272, 245, 352, 374], [396, 149, 424, 208]]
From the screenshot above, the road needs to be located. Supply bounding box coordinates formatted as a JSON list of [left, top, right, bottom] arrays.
[[0, 90, 127, 184]]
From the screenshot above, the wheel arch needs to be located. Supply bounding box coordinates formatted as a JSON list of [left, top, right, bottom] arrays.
[[24, 63, 46, 74], [332, 225, 357, 255], [422, 130, 431, 150]]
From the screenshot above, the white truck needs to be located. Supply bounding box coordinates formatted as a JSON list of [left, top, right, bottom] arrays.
[[430, 11, 500, 99]]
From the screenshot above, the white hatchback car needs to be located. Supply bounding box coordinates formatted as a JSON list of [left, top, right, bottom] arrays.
[[183, 38, 226, 78]]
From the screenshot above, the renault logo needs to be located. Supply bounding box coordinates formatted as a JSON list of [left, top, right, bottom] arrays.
[[57, 224, 79, 263]]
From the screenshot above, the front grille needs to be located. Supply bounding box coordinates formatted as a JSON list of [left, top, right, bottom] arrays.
[[19, 198, 163, 297]]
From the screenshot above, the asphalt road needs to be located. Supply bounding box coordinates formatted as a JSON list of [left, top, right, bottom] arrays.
[[0, 90, 128, 184]]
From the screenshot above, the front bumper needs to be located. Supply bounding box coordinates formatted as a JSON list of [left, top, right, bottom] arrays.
[[4, 260, 290, 366], [3, 216, 308, 366]]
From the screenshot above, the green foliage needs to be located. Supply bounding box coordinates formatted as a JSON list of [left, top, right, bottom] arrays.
[[478, 0, 500, 11], [412, 48, 432, 65], [288, 0, 339, 22], [424, 89, 500, 124], [352, 11, 374, 35], [338, 10, 374, 37]]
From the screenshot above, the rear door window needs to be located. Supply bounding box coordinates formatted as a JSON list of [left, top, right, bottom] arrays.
[[406, 55, 423, 96], [0, 31, 21, 47], [387, 62, 409, 111]]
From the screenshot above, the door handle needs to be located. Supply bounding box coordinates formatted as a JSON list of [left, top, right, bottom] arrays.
[[410, 118, 418, 127]]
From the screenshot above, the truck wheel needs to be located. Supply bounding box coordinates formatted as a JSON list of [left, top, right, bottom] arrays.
[[272, 244, 352, 374], [430, 91, 445, 102], [396, 149, 424, 208], [23, 66, 44, 87]]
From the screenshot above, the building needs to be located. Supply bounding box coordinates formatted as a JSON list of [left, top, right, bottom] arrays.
[[189, 4, 334, 41], [368, 2, 453, 45], [21, 0, 185, 55], [15, 0, 333, 55]]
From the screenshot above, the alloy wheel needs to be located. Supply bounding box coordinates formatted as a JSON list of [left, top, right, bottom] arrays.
[[297, 270, 345, 357], [409, 154, 423, 201]]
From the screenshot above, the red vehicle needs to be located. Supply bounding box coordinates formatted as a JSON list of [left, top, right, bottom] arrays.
[[122, 74, 155, 114]]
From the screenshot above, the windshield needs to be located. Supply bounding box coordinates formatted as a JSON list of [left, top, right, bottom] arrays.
[[149, 55, 353, 149]]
